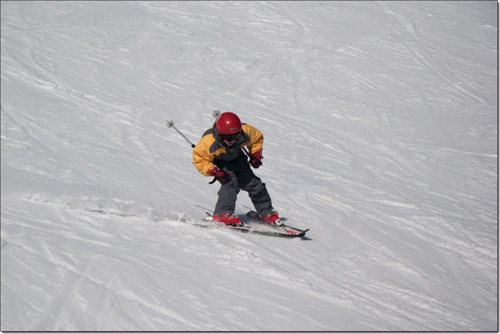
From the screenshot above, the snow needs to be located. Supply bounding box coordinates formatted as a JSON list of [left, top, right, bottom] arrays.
[[1, 1, 497, 331]]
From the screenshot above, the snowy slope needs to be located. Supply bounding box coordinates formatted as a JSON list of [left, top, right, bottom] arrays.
[[1, 1, 497, 331]]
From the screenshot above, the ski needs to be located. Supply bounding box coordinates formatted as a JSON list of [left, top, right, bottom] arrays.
[[202, 211, 308, 238], [246, 211, 310, 237]]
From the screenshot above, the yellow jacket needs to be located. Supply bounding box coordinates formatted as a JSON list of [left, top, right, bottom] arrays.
[[193, 123, 263, 176]]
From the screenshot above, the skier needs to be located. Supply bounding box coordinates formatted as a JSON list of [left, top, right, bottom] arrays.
[[193, 112, 283, 227]]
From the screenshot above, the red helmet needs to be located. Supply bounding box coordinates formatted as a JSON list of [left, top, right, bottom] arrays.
[[215, 112, 242, 135]]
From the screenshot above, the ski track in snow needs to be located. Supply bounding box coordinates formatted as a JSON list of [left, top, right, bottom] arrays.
[[1, 1, 497, 331]]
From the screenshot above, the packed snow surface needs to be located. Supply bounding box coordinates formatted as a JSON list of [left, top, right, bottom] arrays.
[[1, 1, 497, 331]]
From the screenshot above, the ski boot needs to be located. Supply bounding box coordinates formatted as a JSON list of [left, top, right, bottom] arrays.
[[212, 213, 244, 227], [260, 211, 284, 227]]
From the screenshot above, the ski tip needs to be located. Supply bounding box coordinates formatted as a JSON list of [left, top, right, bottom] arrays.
[[294, 229, 310, 238]]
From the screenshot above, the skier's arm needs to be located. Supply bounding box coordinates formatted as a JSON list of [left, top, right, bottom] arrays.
[[241, 124, 263, 155], [193, 139, 216, 176]]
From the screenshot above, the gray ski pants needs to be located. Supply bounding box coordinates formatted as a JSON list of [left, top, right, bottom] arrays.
[[213, 154, 274, 217]]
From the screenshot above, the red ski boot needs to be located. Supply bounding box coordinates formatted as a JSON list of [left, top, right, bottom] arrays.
[[260, 211, 284, 227], [212, 213, 244, 227]]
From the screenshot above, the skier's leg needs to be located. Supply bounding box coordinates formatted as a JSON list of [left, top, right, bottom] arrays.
[[238, 170, 274, 216], [213, 171, 240, 215]]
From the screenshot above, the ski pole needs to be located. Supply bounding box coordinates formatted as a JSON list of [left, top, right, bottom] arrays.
[[166, 120, 196, 148], [167, 119, 217, 183]]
